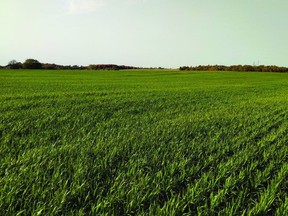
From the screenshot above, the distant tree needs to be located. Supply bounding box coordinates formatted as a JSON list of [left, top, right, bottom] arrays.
[[22, 59, 42, 69], [71, 65, 80, 70], [7, 60, 22, 69], [180, 66, 190, 71], [8, 60, 17, 65], [88, 64, 123, 70], [42, 63, 58, 70], [179, 64, 288, 72]]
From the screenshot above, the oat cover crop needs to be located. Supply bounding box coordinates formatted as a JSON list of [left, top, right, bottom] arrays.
[[1, 69, 288, 215]]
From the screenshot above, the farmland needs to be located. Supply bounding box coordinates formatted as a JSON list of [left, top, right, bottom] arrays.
[[1, 69, 288, 215]]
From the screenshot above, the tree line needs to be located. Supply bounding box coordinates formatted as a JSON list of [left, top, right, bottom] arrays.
[[3, 59, 288, 72], [180, 65, 288, 72], [3, 59, 140, 70]]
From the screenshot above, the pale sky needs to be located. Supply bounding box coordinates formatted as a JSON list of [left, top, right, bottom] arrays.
[[1, 0, 287, 68]]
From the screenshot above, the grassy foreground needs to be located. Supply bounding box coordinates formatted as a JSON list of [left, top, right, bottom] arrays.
[[1, 69, 288, 215]]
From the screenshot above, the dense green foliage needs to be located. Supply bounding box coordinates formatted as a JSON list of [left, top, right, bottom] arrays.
[[22, 59, 42, 69], [1, 69, 288, 215], [4, 59, 139, 70], [180, 65, 288, 72]]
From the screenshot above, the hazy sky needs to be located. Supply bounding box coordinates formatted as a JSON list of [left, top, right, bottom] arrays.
[[1, 0, 288, 68]]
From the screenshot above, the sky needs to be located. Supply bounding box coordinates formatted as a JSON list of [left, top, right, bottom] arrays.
[[0, 0, 288, 68]]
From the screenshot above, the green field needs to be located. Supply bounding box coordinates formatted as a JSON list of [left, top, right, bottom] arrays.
[[1, 69, 288, 215]]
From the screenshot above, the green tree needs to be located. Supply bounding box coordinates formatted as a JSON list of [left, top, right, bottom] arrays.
[[7, 60, 22, 69], [22, 59, 42, 69]]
